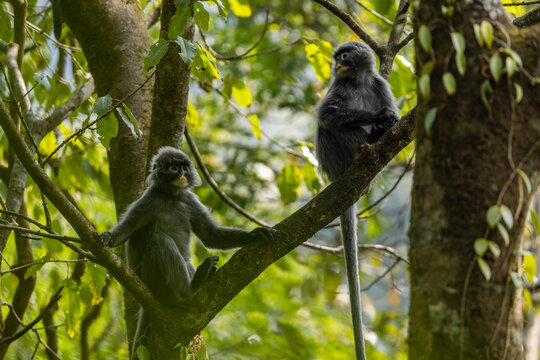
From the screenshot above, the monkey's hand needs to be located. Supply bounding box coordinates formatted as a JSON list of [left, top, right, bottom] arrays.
[[99, 231, 114, 247], [249, 227, 278, 242], [191, 256, 219, 292], [376, 107, 399, 129]]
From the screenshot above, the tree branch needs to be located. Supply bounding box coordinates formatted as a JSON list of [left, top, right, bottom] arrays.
[[312, 0, 382, 56], [173, 108, 416, 343], [513, 6, 540, 27]]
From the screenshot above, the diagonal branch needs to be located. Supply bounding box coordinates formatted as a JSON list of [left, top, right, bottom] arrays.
[[313, 0, 382, 56], [173, 108, 416, 343]]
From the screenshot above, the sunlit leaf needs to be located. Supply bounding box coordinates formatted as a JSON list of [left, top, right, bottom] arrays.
[[442, 72, 456, 95], [455, 52, 466, 76], [180, 346, 189, 360], [497, 223, 509, 246], [194, 2, 210, 31], [523, 254, 537, 283], [489, 54, 503, 83], [232, 80, 252, 107], [473, 23, 484, 47], [514, 83, 523, 104], [517, 169, 531, 194], [474, 238, 488, 256], [277, 164, 302, 204], [247, 114, 262, 139], [304, 161, 322, 195], [486, 205, 501, 228], [503, 48, 523, 68], [480, 21, 493, 48], [197, 343, 207, 360], [418, 25, 431, 53], [531, 209, 540, 234], [136, 345, 150, 360], [477, 257, 491, 281], [500, 205, 513, 229], [305, 42, 332, 83], [506, 57, 517, 78], [60, 279, 80, 338], [418, 74, 430, 100], [38, 131, 57, 157], [117, 104, 142, 140], [450, 32, 465, 54], [186, 102, 199, 127], [87, 263, 107, 306], [230, 0, 251, 17], [96, 113, 118, 148], [488, 241, 501, 257]]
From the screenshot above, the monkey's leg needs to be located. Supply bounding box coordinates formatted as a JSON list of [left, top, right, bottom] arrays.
[[191, 256, 219, 292], [131, 308, 148, 360], [341, 206, 367, 360]]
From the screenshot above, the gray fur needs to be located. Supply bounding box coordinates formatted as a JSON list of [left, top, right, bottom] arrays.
[[315, 41, 399, 360], [100, 146, 276, 357]]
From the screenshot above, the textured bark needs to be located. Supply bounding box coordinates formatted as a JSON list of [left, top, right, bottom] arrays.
[[409, 1, 540, 359], [147, 0, 194, 159]]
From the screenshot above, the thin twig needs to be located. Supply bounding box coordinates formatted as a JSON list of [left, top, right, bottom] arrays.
[[2, 259, 87, 275], [355, 0, 393, 25], [302, 241, 409, 263], [42, 70, 155, 166], [503, 1, 540, 6], [0, 209, 50, 232], [0, 223, 80, 243], [0, 287, 64, 344], [361, 258, 400, 292], [184, 129, 273, 228]]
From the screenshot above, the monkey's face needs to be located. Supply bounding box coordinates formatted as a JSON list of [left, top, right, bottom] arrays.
[[333, 41, 375, 75], [149, 147, 202, 191]]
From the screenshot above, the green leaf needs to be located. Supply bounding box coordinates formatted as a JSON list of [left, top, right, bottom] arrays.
[[489, 54, 503, 83], [60, 279, 80, 338], [175, 37, 198, 64], [421, 61, 435, 76], [531, 209, 540, 234], [473, 23, 484, 47], [477, 257, 491, 281], [144, 40, 169, 72], [247, 114, 262, 140], [94, 95, 113, 116], [197, 343, 207, 360], [168, 8, 190, 40], [117, 104, 142, 140], [450, 32, 466, 54], [497, 223, 509, 246], [277, 164, 302, 204], [194, 3, 210, 31], [503, 48, 523, 68], [506, 57, 517, 78], [524, 288, 533, 310], [305, 42, 332, 83], [488, 241, 501, 257], [523, 254, 537, 283], [474, 238, 488, 256], [232, 80, 252, 107], [487, 205, 501, 228], [86, 263, 107, 306], [186, 102, 199, 127], [455, 52, 466, 76], [180, 346, 189, 360], [424, 107, 437, 136], [230, 0, 251, 17], [418, 74, 430, 100], [500, 205, 513, 229], [24, 252, 51, 279], [442, 72, 456, 95], [480, 80, 492, 111], [418, 25, 432, 53], [174, 0, 190, 8], [192, 45, 221, 82], [514, 83, 523, 104], [516, 169, 531, 194], [480, 21, 493, 48], [136, 345, 150, 360], [304, 161, 322, 194]]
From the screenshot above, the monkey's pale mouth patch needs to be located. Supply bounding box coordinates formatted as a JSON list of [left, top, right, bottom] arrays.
[[336, 64, 349, 72], [172, 175, 188, 186]]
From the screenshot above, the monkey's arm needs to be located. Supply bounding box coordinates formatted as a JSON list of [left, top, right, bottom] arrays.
[[188, 195, 276, 249], [100, 193, 155, 247], [318, 100, 392, 130]]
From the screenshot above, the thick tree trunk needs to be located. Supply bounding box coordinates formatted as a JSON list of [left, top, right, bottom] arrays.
[[409, 1, 540, 359]]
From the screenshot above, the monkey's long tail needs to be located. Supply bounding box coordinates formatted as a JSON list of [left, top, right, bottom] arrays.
[[340, 206, 367, 360]]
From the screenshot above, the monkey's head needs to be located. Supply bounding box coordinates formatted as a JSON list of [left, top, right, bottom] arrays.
[[147, 146, 202, 192], [332, 41, 376, 77]]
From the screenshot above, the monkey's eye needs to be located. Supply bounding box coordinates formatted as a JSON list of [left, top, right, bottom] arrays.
[[340, 53, 348, 61], [168, 165, 179, 173]]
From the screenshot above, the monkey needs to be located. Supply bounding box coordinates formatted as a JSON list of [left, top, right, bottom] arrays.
[[315, 41, 399, 360], [99, 146, 277, 357]]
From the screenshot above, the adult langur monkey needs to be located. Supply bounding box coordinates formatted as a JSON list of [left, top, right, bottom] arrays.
[[316, 41, 399, 360], [100, 147, 277, 358]]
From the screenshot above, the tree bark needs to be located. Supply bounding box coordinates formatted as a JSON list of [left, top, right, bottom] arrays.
[[409, 1, 540, 359]]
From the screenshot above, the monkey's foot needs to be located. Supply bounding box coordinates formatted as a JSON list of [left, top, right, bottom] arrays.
[[249, 227, 278, 242]]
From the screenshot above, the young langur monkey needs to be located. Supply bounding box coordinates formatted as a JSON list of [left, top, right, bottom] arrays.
[[316, 41, 399, 360], [100, 146, 277, 357]]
